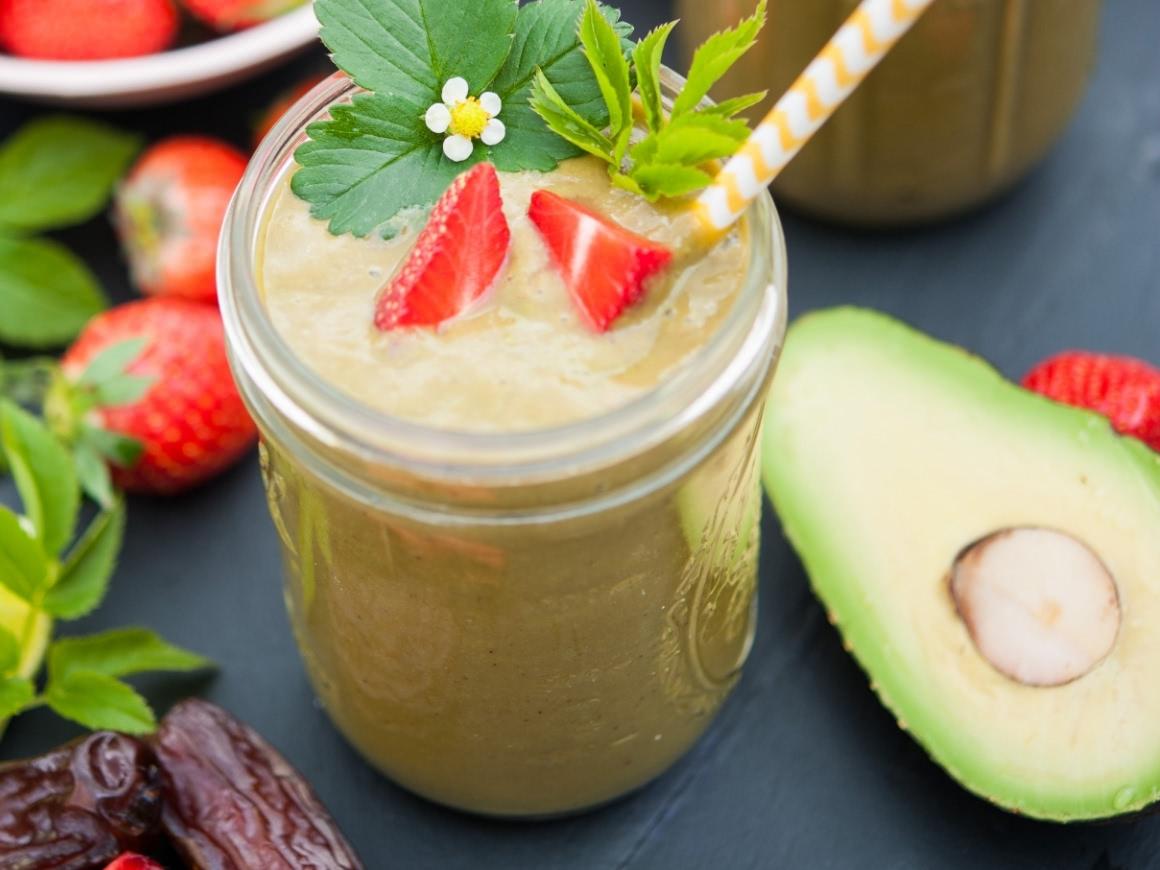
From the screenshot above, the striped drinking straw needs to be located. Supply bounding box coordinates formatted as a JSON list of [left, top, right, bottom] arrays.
[[694, 0, 937, 240]]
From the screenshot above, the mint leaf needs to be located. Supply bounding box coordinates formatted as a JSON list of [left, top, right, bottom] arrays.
[[0, 505, 48, 603], [578, 0, 632, 156], [73, 442, 116, 509], [493, 0, 632, 174], [528, 70, 614, 163], [0, 676, 35, 720], [49, 628, 209, 682], [44, 671, 155, 734], [0, 626, 20, 673], [43, 501, 124, 620], [630, 164, 714, 199], [315, 0, 517, 102], [0, 117, 140, 234], [0, 236, 107, 349], [633, 21, 677, 134], [1, 401, 79, 557], [672, 0, 767, 118], [702, 91, 768, 120]]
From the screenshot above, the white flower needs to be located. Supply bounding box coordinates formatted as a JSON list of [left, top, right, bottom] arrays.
[[425, 77, 506, 163]]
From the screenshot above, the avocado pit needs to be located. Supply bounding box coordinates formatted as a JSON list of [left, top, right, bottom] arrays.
[[950, 528, 1120, 687]]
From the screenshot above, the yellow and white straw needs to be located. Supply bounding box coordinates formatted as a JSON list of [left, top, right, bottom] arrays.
[[695, 0, 936, 239]]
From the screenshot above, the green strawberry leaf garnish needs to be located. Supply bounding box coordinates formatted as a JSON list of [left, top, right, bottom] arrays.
[[0, 236, 108, 349], [292, 0, 632, 237], [0, 117, 140, 235], [532, 0, 768, 201]]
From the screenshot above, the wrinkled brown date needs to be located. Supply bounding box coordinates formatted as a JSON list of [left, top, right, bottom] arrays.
[[153, 700, 362, 870], [0, 731, 163, 869]]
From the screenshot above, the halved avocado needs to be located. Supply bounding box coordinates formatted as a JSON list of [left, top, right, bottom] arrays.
[[762, 307, 1160, 821]]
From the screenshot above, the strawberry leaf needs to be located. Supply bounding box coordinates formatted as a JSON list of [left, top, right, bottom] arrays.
[[648, 114, 751, 165], [77, 337, 147, 388], [1, 401, 79, 557], [578, 0, 632, 150], [0, 676, 35, 720], [701, 90, 768, 120], [81, 423, 143, 469], [295, 0, 631, 235], [44, 671, 156, 735], [0, 117, 141, 234], [672, 0, 767, 118], [43, 501, 125, 620], [48, 627, 210, 683], [528, 70, 615, 164], [0, 236, 107, 349], [0, 505, 48, 603], [629, 164, 714, 200]]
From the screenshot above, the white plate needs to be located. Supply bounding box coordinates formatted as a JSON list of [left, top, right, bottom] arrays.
[[0, 4, 319, 109]]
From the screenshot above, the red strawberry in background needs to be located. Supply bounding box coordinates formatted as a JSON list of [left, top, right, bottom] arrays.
[[55, 298, 257, 497], [0, 0, 178, 60], [104, 854, 164, 870], [253, 72, 329, 149], [115, 137, 248, 304], [374, 162, 511, 331], [528, 191, 673, 332], [1024, 352, 1160, 452], [181, 0, 305, 31]]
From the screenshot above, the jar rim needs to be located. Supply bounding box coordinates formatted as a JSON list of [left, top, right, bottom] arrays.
[[218, 69, 789, 487]]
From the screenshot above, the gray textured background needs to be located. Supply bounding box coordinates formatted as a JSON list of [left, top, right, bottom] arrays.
[[2, 0, 1158, 866]]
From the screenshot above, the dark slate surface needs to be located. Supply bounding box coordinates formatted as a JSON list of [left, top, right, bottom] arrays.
[[2, 0, 1159, 867]]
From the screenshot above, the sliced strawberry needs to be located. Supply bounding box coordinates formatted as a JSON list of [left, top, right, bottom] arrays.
[[374, 162, 511, 331], [528, 190, 673, 333], [1023, 352, 1160, 452], [104, 854, 164, 870]]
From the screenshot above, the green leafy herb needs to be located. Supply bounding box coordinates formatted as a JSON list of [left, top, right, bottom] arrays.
[[43, 500, 125, 619], [1, 401, 79, 557], [532, 0, 768, 201], [0, 401, 209, 738], [292, 0, 632, 237], [0, 676, 35, 720], [43, 671, 156, 734], [0, 236, 107, 349], [0, 117, 140, 234]]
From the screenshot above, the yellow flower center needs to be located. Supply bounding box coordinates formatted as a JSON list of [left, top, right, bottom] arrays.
[[449, 98, 489, 139]]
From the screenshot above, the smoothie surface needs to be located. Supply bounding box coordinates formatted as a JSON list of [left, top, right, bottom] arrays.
[[260, 157, 750, 432]]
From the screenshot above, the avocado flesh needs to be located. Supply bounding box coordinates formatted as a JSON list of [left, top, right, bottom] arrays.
[[762, 307, 1160, 821]]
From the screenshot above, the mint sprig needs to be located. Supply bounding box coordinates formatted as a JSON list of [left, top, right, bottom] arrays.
[[292, 0, 632, 237], [532, 0, 768, 201], [0, 117, 140, 349], [0, 400, 210, 735]]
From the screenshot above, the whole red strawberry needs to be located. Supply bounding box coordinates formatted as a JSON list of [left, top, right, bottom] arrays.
[[58, 298, 257, 496], [1023, 352, 1160, 452], [0, 0, 178, 60], [115, 137, 248, 304], [105, 854, 164, 870], [181, 0, 305, 31], [253, 72, 328, 149]]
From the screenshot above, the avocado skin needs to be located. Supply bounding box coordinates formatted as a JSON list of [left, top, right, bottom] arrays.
[[762, 307, 1160, 822]]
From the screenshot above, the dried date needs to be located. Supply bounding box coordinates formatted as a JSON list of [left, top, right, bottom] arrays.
[[153, 700, 362, 870], [0, 732, 163, 870]]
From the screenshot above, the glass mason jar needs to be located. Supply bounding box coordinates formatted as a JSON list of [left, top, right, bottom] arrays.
[[218, 72, 788, 818], [678, 0, 1102, 226]]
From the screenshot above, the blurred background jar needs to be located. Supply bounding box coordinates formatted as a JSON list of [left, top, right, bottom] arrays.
[[678, 0, 1102, 226]]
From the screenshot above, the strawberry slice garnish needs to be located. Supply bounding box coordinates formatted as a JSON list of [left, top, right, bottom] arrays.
[[528, 190, 673, 333], [1023, 352, 1160, 452], [374, 162, 511, 331]]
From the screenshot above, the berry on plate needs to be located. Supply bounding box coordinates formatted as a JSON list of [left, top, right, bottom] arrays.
[[0, 0, 178, 60], [57, 298, 257, 496], [1023, 352, 1160, 453], [115, 136, 248, 304], [105, 854, 164, 870], [374, 162, 511, 331], [527, 191, 673, 333], [181, 0, 305, 31]]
